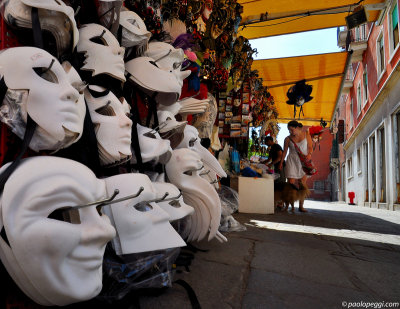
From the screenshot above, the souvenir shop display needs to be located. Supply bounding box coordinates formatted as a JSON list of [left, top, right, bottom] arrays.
[[0, 0, 281, 306]]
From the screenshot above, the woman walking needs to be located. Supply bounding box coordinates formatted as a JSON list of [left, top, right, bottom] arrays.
[[279, 120, 313, 212]]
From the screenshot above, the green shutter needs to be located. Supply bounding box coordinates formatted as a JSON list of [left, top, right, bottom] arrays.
[[392, 4, 398, 29]]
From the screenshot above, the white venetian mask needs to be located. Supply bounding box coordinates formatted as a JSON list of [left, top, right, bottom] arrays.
[[77, 23, 126, 82], [132, 124, 172, 164], [119, 10, 151, 49], [84, 85, 133, 166], [4, 0, 78, 57], [0, 47, 86, 152], [165, 149, 224, 242], [102, 173, 186, 255], [125, 56, 190, 105], [176, 125, 227, 178], [0, 156, 116, 306], [152, 182, 194, 221]]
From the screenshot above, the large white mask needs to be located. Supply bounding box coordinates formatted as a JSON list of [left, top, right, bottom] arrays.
[[165, 149, 225, 243], [176, 125, 227, 178], [144, 42, 186, 74], [125, 56, 190, 105], [132, 124, 172, 164], [0, 157, 116, 306], [102, 173, 186, 255], [0, 47, 85, 152], [157, 110, 187, 149], [119, 10, 151, 49], [84, 85, 132, 166], [152, 182, 194, 221], [4, 0, 78, 57], [77, 23, 126, 82]]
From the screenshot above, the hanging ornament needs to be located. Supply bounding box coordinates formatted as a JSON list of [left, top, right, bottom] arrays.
[[309, 125, 323, 150], [286, 79, 313, 119]]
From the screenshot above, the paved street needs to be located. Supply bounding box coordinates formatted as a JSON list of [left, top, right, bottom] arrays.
[[141, 200, 400, 309]]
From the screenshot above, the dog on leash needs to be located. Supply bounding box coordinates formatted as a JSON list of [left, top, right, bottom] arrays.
[[274, 182, 310, 212]]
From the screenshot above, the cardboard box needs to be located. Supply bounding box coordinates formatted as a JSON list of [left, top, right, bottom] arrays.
[[238, 176, 274, 214]]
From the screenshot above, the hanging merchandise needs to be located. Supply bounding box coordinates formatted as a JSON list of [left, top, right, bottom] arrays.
[[309, 125, 324, 151], [0, 47, 86, 152], [0, 156, 116, 306], [119, 9, 151, 58], [286, 79, 313, 119], [176, 125, 226, 179], [152, 182, 195, 221], [77, 23, 126, 84], [0, 0, 255, 305], [84, 85, 133, 166], [3, 0, 79, 58], [125, 56, 190, 106], [131, 124, 172, 165], [165, 148, 226, 243], [231, 149, 240, 174], [102, 173, 186, 256]]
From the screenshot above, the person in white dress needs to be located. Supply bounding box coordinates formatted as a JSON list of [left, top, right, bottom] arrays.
[[279, 120, 313, 212]]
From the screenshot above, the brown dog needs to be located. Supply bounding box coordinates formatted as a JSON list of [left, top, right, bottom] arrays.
[[274, 182, 310, 212]]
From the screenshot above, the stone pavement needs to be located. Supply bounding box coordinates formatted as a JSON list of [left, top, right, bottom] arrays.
[[140, 200, 400, 309]]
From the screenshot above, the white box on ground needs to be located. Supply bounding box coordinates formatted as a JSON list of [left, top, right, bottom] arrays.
[[238, 176, 274, 214]]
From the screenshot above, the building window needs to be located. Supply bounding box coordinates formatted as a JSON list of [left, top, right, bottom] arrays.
[[313, 181, 325, 192], [394, 111, 400, 204], [389, 3, 399, 53], [363, 142, 369, 201], [355, 26, 360, 41], [378, 126, 386, 203], [363, 65, 368, 105], [370, 135, 376, 202], [377, 33, 385, 76], [357, 83, 362, 115], [357, 148, 362, 174], [350, 99, 354, 128], [347, 157, 353, 178]]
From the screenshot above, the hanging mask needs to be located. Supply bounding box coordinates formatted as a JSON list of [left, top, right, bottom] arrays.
[[0, 156, 116, 306], [3, 0, 78, 58], [97, 0, 123, 35], [0, 47, 85, 152], [77, 23, 126, 82], [84, 85, 132, 166], [165, 149, 224, 242], [125, 56, 190, 105], [176, 125, 226, 178], [157, 110, 187, 149], [132, 124, 172, 164], [202, 0, 213, 20], [152, 182, 194, 221], [119, 10, 151, 51], [144, 42, 187, 75], [102, 173, 186, 255]]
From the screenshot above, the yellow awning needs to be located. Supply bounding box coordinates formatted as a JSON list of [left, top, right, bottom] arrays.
[[238, 0, 385, 40], [251, 52, 349, 126]]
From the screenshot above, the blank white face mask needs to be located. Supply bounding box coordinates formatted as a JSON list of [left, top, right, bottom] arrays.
[[132, 124, 172, 164], [84, 86, 133, 166], [77, 23, 126, 82], [152, 182, 194, 221], [125, 56, 190, 106], [145, 42, 185, 70], [165, 148, 222, 242], [176, 125, 227, 178], [119, 10, 151, 48], [4, 0, 79, 57], [0, 156, 116, 306], [102, 173, 186, 255], [0, 47, 86, 152]]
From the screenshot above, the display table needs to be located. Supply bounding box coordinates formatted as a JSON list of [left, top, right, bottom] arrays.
[[238, 176, 274, 214]]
